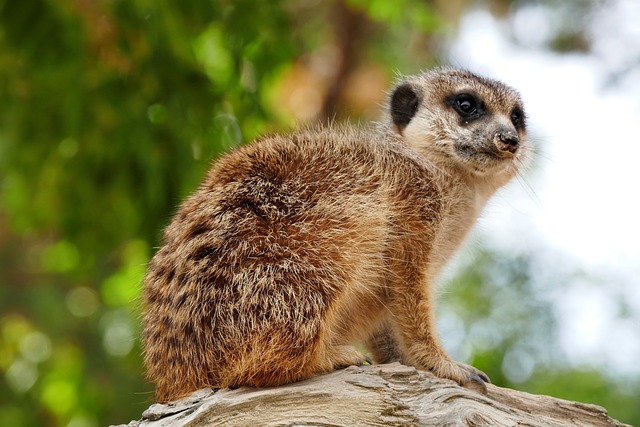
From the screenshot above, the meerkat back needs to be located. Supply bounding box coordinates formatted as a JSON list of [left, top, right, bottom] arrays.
[[142, 68, 529, 402]]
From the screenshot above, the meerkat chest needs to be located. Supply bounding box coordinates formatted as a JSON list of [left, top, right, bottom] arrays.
[[426, 182, 488, 279]]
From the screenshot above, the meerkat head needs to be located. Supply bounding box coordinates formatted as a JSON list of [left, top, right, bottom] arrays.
[[389, 68, 528, 181]]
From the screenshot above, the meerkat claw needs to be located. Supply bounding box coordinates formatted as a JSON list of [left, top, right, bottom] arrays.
[[462, 376, 488, 393], [477, 371, 491, 384]]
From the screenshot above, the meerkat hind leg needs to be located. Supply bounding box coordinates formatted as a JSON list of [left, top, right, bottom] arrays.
[[328, 345, 373, 369], [365, 321, 404, 364]]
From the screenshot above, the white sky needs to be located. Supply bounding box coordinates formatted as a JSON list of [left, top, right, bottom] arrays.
[[447, 1, 640, 376]]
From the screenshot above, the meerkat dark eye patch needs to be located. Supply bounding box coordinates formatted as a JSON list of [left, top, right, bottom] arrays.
[[391, 83, 420, 130], [449, 93, 486, 122]]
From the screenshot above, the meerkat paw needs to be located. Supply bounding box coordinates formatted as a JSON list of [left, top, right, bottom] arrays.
[[455, 361, 491, 390], [329, 345, 373, 369], [431, 359, 490, 392]]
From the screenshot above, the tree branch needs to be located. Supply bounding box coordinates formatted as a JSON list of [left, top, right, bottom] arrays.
[[113, 363, 630, 426]]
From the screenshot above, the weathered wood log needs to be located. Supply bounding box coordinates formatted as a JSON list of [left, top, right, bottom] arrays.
[[113, 363, 630, 427]]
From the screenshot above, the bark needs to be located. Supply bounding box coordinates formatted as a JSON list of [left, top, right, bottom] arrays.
[[113, 363, 630, 427]]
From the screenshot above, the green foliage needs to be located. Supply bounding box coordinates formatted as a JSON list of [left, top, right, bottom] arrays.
[[346, 0, 438, 30], [0, 0, 298, 253], [0, 1, 637, 426], [442, 247, 640, 426]]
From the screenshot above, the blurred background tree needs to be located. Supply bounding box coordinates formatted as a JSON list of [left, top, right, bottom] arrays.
[[0, 0, 637, 426]]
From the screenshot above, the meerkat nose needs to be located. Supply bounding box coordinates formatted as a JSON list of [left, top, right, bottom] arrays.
[[496, 129, 519, 154]]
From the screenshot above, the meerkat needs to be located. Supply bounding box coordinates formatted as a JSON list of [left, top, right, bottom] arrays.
[[141, 67, 529, 403]]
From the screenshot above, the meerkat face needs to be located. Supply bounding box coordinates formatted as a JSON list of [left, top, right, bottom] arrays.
[[390, 68, 528, 179]]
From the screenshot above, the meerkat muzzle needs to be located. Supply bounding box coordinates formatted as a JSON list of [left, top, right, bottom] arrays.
[[495, 129, 519, 155]]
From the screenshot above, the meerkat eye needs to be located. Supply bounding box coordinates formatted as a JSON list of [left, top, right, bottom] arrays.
[[511, 108, 524, 128], [452, 94, 480, 119], [457, 96, 476, 113]]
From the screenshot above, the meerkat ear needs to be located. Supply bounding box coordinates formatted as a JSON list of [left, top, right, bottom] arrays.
[[390, 83, 420, 130]]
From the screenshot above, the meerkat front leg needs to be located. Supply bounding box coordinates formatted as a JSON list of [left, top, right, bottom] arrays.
[[387, 270, 490, 392]]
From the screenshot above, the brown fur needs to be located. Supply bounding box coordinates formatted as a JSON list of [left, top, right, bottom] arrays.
[[141, 68, 530, 402]]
